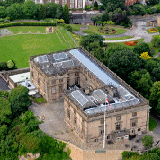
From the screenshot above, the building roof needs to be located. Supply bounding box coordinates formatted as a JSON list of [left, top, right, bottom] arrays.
[[0, 76, 10, 91], [33, 51, 81, 76], [9, 72, 30, 83]]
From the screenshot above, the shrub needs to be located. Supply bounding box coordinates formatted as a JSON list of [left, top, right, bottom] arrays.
[[0, 22, 57, 29], [142, 135, 154, 149], [7, 60, 14, 69], [140, 52, 152, 60], [0, 61, 7, 71], [151, 37, 160, 48], [121, 151, 139, 159]]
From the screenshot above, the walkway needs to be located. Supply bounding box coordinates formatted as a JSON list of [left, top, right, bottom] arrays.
[[103, 36, 141, 43]]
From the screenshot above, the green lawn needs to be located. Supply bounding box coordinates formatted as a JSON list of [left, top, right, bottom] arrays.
[[83, 25, 127, 35], [105, 36, 133, 40], [149, 117, 157, 131], [7, 26, 46, 34], [70, 24, 82, 31], [105, 38, 144, 49], [33, 97, 46, 103], [0, 26, 76, 68]]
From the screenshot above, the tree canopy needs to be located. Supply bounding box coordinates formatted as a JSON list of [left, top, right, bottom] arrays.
[[63, 4, 69, 24], [9, 85, 32, 117], [107, 49, 142, 79]]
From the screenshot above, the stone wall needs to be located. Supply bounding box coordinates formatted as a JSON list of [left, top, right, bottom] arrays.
[[0, 67, 30, 89]]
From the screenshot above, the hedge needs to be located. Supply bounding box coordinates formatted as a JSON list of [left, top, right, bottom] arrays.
[[121, 151, 139, 159], [0, 22, 57, 29]]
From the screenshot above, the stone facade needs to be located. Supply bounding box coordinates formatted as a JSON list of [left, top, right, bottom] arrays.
[[64, 92, 150, 144], [30, 47, 150, 145]]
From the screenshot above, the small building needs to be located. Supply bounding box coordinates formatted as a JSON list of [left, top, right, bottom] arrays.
[[30, 47, 151, 145]]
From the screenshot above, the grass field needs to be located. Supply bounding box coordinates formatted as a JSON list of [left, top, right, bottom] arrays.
[[83, 25, 127, 35], [149, 117, 157, 131], [105, 36, 133, 40], [7, 26, 46, 34], [70, 24, 82, 31], [105, 38, 144, 49], [0, 26, 76, 68]]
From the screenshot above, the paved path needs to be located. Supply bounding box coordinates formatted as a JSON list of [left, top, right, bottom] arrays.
[[103, 36, 141, 43], [154, 52, 160, 58]]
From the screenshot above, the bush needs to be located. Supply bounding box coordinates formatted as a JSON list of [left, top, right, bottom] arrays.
[[0, 61, 7, 71], [7, 60, 15, 69], [0, 22, 57, 29], [151, 37, 160, 48], [121, 151, 139, 159], [65, 25, 72, 32], [142, 135, 154, 149]]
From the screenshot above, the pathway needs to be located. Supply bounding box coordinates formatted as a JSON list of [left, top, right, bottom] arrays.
[[103, 36, 141, 43]]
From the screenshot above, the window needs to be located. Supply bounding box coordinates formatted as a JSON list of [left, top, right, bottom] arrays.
[[107, 135, 110, 139], [101, 129, 104, 135], [138, 128, 141, 132], [59, 79, 63, 83], [52, 80, 56, 85], [130, 118, 138, 127], [67, 108, 70, 119], [95, 138, 98, 142], [75, 72, 79, 76], [132, 112, 137, 117], [116, 115, 121, 121], [74, 109, 76, 114], [85, 77, 87, 81], [55, 0, 59, 3], [52, 87, 55, 94], [74, 117, 76, 124], [116, 123, 121, 130], [132, 122, 136, 127], [75, 78, 79, 85], [59, 85, 63, 92]]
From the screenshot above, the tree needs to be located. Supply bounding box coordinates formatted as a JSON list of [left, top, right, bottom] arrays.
[[139, 52, 151, 60], [94, 1, 98, 10], [6, 3, 23, 20], [150, 81, 160, 115], [56, 5, 63, 19], [63, 4, 69, 24], [0, 62, 7, 71], [102, 11, 109, 22], [107, 50, 142, 80], [147, 0, 159, 5], [23, 0, 38, 19], [145, 58, 159, 73], [80, 34, 104, 51], [142, 135, 154, 149], [8, 85, 32, 118], [0, 6, 6, 18], [151, 66, 160, 82], [133, 42, 151, 56], [85, 5, 90, 11], [151, 37, 160, 48]]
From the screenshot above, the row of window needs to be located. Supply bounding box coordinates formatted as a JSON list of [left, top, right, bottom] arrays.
[[100, 112, 137, 124], [52, 85, 63, 94], [52, 79, 63, 85]]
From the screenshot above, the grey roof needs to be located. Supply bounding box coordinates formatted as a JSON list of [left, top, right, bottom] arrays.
[[53, 52, 68, 62], [85, 98, 140, 115], [33, 51, 80, 75], [69, 49, 119, 87], [71, 90, 89, 106], [92, 89, 107, 103]]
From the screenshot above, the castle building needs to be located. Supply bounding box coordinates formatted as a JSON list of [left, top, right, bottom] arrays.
[[30, 47, 150, 144]]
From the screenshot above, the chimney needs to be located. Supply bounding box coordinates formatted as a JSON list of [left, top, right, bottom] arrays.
[[85, 87, 89, 94]]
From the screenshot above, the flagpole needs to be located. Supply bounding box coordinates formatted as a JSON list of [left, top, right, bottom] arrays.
[[103, 97, 106, 149]]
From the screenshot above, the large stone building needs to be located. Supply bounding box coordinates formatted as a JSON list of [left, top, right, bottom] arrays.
[[30, 47, 150, 145]]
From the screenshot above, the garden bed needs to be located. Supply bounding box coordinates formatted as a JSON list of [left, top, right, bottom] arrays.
[[147, 28, 158, 33]]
